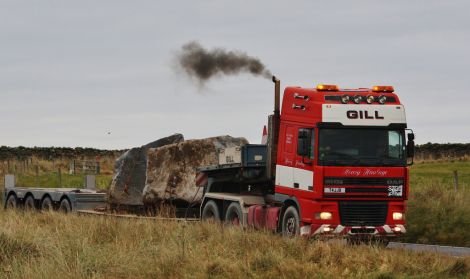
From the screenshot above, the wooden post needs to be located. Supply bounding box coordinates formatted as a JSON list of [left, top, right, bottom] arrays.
[[58, 168, 62, 188], [453, 170, 458, 192], [35, 165, 39, 187]]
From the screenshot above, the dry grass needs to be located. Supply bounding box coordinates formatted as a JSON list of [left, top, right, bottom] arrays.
[[0, 209, 468, 279]]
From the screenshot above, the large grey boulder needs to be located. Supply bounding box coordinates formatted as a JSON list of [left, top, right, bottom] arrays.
[[142, 135, 248, 206], [109, 134, 184, 206]]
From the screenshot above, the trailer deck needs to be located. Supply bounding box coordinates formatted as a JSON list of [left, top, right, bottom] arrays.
[[3, 174, 107, 212]]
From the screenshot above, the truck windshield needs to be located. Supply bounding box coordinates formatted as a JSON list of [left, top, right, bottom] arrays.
[[318, 129, 406, 166]]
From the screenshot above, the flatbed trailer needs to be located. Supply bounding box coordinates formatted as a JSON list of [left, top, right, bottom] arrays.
[[3, 175, 106, 213]]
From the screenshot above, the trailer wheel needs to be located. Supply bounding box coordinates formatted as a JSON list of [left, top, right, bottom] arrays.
[[225, 202, 243, 226], [59, 199, 71, 213], [202, 200, 220, 221], [6, 194, 18, 209], [41, 196, 53, 211], [24, 195, 36, 210], [282, 206, 300, 237]]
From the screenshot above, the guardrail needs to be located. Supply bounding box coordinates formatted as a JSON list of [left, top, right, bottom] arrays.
[[388, 242, 470, 257]]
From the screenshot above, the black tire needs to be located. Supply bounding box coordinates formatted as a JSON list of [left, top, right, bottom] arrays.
[[41, 196, 54, 211], [201, 200, 220, 221], [59, 198, 71, 213], [24, 195, 36, 210], [5, 194, 17, 209], [282, 206, 300, 237], [225, 202, 243, 226]]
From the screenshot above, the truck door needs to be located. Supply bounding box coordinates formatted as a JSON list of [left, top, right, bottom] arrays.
[[293, 128, 315, 191], [276, 125, 295, 195]]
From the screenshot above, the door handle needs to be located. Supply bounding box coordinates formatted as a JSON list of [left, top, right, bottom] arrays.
[[293, 183, 299, 189]]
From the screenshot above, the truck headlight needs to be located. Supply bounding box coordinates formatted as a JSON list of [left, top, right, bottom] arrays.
[[320, 212, 333, 220], [393, 212, 403, 220]]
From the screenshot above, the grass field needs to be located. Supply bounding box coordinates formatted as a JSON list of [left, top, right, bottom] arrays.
[[0, 157, 116, 189], [405, 161, 470, 247], [0, 160, 469, 278], [0, 209, 468, 279], [411, 161, 470, 187]]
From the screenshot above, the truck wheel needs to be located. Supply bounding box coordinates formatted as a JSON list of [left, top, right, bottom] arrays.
[[6, 194, 17, 209], [24, 196, 36, 210], [282, 206, 300, 237], [225, 202, 243, 226], [202, 200, 220, 221], [59, 199, 71, 213], [41, 196, 53, 211]]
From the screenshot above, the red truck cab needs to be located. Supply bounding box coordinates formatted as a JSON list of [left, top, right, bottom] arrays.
[[198, 80, 414, 242], [274, 84, 413, 239]]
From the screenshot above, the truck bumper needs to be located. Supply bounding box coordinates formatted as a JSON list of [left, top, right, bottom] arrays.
[[301, 223, 406, 238]]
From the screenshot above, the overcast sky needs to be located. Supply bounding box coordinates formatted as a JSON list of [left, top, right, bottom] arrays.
[[1, 1, 469, 149]]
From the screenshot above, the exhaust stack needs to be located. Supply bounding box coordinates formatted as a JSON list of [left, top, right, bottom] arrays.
[[266, 76, 281, 181], [273, 76, 280, 116]]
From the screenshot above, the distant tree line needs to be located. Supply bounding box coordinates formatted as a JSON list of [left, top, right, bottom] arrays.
[[1, 143, 468, 162], [415, 143, 470, 161], [0, 146, 124, 161]]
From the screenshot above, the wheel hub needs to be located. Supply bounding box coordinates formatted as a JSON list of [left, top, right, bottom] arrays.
[[286, 217, 296, 236]]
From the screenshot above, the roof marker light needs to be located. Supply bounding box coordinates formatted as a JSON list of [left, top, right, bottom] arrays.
[[378, 95, 387, 104], [353, 95, 363, 104], [317, 84, 339, 91], [372, 86, 394, 93]]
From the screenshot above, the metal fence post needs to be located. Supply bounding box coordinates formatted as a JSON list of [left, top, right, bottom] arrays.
[[85, 175, 96, 190], [5, 174, 15, 188]]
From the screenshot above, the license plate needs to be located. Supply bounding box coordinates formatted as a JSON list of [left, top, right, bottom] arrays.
[[388, 185, 403, 197], [324, 187, 346, 193]]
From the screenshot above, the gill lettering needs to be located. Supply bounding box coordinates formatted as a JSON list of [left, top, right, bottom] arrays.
[[346, 110, 384, 119]]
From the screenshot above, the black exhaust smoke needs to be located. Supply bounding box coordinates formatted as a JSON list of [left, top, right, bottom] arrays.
[[176, 41, 272, 83]]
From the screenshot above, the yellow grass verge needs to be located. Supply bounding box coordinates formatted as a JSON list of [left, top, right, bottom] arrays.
[[0, 209, 468, 279]]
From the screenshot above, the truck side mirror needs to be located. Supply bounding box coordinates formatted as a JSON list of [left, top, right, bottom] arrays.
[[406, 131, 415, 165], [407, 140, 415, 158]]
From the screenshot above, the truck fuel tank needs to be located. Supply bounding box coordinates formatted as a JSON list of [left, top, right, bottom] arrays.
[[247, 205, 280, 231]]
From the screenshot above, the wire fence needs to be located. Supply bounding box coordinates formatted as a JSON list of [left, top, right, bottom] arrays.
[[0, 158, 108, 189]]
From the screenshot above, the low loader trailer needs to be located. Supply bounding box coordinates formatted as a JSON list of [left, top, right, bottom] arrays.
[[197, 77, 415, 242], [3, 175, 106, 213]]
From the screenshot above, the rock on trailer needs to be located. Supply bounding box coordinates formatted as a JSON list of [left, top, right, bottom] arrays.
[[3, 175, 106, 213], [197, 77, 415, 243]]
